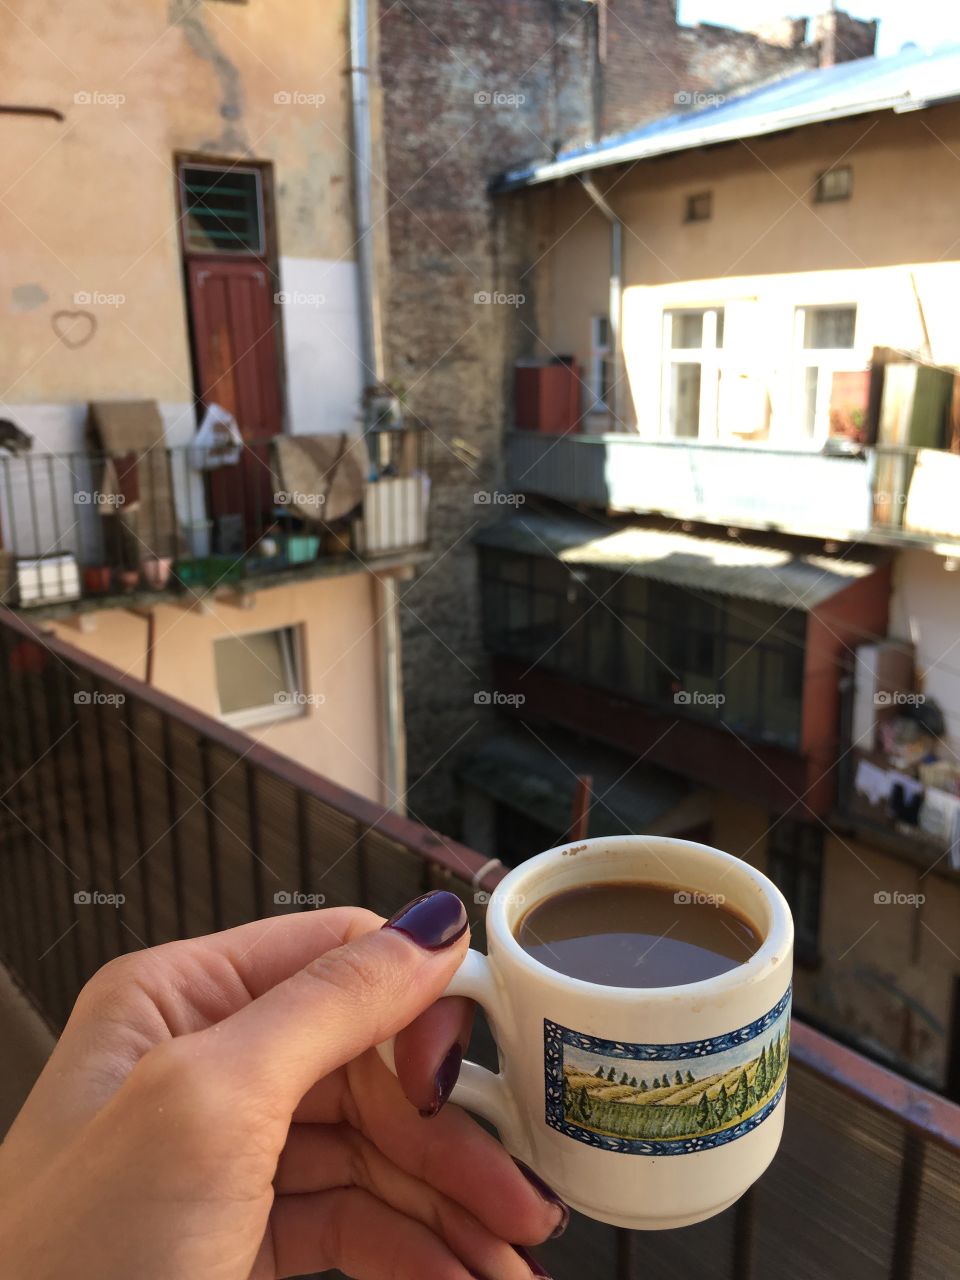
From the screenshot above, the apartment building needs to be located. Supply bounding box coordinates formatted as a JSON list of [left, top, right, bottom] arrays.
[[0, 0, 426, 808], [469, 45, 960, 1093]]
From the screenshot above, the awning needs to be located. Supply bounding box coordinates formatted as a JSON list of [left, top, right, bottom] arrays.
[[457, 728, 702, 839], [475, 512, 884, 611]]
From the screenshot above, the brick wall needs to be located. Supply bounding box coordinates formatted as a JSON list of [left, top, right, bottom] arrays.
[[379, 1, 876, 830]]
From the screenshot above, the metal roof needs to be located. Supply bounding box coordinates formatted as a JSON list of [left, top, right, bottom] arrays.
[[475, 512, 882, 610], [495, 43, 960, 191]]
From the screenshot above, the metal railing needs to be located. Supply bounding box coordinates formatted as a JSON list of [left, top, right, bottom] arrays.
[[0, 427, 428, 609], [505, 430, 960, 546], [1, 606, 959, 1278]]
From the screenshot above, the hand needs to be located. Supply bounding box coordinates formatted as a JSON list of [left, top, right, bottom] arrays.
[[0, 892, 566, 1279]]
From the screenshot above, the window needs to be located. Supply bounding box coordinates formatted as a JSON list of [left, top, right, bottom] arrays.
[[589, 315, 613, 411], [661, 308, 724, 439], [795, 304, 857, 441], [214, 627, 303, 727], [685, 191, 713, 222], [815, 167, 852, 203], [766, 820, 823, 966], [180, 163, 265, 255], [479, 549, 807, 748]]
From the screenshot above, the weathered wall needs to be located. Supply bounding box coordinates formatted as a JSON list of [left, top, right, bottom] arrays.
[[378, 0, 870, 830], [0, 0, 362, 448], [48, 571, 387, 803]]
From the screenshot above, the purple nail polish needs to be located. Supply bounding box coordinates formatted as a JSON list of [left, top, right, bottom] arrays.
[[383, 890, 468, 950], [513, 1245, 553, 1278], [513, 1159, 570, 1237], [419, 1042, 463, 1118]]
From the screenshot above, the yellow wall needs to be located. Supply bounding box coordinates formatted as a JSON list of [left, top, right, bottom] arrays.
[[712, 790, 960, 1088], [0, 0, 356, 417], [528, 104, 960, 435], [49, 571, 386, 804]]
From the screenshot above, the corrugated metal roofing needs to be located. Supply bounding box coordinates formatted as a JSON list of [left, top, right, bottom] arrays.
[[475, 512, 881, 609], [495, 43, 960, 190]]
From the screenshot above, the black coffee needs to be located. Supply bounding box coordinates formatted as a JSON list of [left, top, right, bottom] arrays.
[[515, 882, 762, 988]]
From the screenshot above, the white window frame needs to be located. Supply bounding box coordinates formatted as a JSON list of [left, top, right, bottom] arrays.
[[793, 304, 859, 445], [660, 307, 723, 440], [589, 314, 612, 411], [214, 625, 305, 729]]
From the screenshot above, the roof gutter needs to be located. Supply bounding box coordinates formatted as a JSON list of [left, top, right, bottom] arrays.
[[579, 175, 626, 430]]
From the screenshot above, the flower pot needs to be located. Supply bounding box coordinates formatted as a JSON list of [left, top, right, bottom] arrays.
[[142, 556, 172, 590], [83, 566, 112, 596], [118, 569, 139, 593]]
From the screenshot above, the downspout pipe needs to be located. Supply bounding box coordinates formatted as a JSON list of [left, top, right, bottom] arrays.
[[350, 0, 406, 814], [578, 174, 625, 429], [349, 0, 386, 388]]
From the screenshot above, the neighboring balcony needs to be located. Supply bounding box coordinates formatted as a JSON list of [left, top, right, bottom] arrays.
[[506, 430, 960, 547], [0, 427, 429, 614]]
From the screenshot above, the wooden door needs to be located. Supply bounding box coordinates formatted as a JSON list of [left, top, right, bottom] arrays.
[[186, 257, 283, 549]]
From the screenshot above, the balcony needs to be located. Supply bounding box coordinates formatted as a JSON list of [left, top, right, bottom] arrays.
[[0, 427, 429, 615], [2, 604, 959, 1278], [506, 431, 960, 547]]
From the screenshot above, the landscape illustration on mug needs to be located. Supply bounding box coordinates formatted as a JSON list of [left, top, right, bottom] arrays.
[[544, 987, 791, 1155]]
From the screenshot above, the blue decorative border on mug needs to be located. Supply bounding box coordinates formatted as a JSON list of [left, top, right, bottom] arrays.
[[544, 985, 791, 1156]]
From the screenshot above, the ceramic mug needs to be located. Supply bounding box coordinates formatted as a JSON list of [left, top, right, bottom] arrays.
[[378, 835, 794, 1230]]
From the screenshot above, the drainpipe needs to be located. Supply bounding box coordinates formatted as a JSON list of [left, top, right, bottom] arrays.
[[350, 0, 405, 813], [579, 175, 625, 429]]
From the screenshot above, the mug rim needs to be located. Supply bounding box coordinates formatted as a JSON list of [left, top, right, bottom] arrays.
[[486, 834, 793, 1003]]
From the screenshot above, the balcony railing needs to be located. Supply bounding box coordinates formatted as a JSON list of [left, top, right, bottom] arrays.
[[0, 427, 429, 611], [506, 431, 960, 546], [1, 605, 959, 1278]]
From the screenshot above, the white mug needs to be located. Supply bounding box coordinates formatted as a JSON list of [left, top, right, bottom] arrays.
[[379, 835, 794, 1231]]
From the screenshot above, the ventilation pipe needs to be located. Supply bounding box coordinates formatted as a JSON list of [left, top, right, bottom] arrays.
[[578, 175, 626, 429]]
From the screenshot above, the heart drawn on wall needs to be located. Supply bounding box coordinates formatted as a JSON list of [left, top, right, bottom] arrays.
[[51, 309, 97, 349]]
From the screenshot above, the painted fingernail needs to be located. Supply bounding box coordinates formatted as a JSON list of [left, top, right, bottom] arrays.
[[513, 1159, 570, 1238], [383, 890, 468, 950], [513, 1245, 553, 1278], [419, 1042, 463, 1117]]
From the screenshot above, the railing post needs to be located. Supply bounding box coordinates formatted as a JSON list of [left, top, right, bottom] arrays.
[[890, 1132, 926, 1280]]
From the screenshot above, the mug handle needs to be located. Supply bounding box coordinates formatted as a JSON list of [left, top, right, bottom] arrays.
[[376, 948, 525, 1149]]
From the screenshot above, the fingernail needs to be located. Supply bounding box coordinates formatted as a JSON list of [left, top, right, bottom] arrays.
[[419, 1042, 463, 1117], [383, 890, 468, 950], [513, 1245, 553, 1278], [513, 1159, 570, 1238]]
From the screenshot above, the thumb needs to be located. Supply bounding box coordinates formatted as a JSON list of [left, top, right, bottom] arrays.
[[200, 891, 470, 1110]]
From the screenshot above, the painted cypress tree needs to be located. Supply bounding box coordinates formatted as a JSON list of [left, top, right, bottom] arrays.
[[577, 1086, 591, 1121], [754, 1046, 767, 1099], [607, 1067, 617, 1082], [630, 1077, 638, 1088], [639, 1079, 648, 1092], [685, 1070, 695, 1084], [563, 1078, 574, 1116], [733, 1071, 749, 1117], [714, 1083, 728, 1128], [695, 1092, 711, 1129], [595, 1065, 605, 1078], [620, 1071, 629, 1085], [674, 1070, 683, 1086]]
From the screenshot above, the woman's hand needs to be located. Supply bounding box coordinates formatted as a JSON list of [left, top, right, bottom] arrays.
[[0, 892, 565, 1279]]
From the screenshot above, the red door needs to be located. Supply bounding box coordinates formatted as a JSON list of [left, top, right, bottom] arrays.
[[187, 257, 284, 549]]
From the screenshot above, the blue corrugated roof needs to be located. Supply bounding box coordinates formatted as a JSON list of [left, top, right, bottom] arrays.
[[495, 44, 960, 190]]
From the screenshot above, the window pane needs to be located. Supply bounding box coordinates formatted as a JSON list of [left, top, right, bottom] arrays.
[[671, 312, 704, 349], [802, 365, 819, 437], [182, 166, 264, 254], [669, 363, 702, 436], [215, 629, 294, 715], [803, 306, 855, 349], [595, 315, 610, 348]]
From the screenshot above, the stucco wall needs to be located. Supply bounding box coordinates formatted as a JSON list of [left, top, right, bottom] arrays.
[[48, 571, 386, 803], [0, 0, 362, 448]]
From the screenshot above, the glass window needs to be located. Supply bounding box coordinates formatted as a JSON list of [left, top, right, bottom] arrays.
[[589, 315, 613, 411], [796, 305, 858, 441], [181, 164, 265, 255], [662, 308, 724, 439], [214, 627, 302, 727], [767, 821, 823, 966]]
